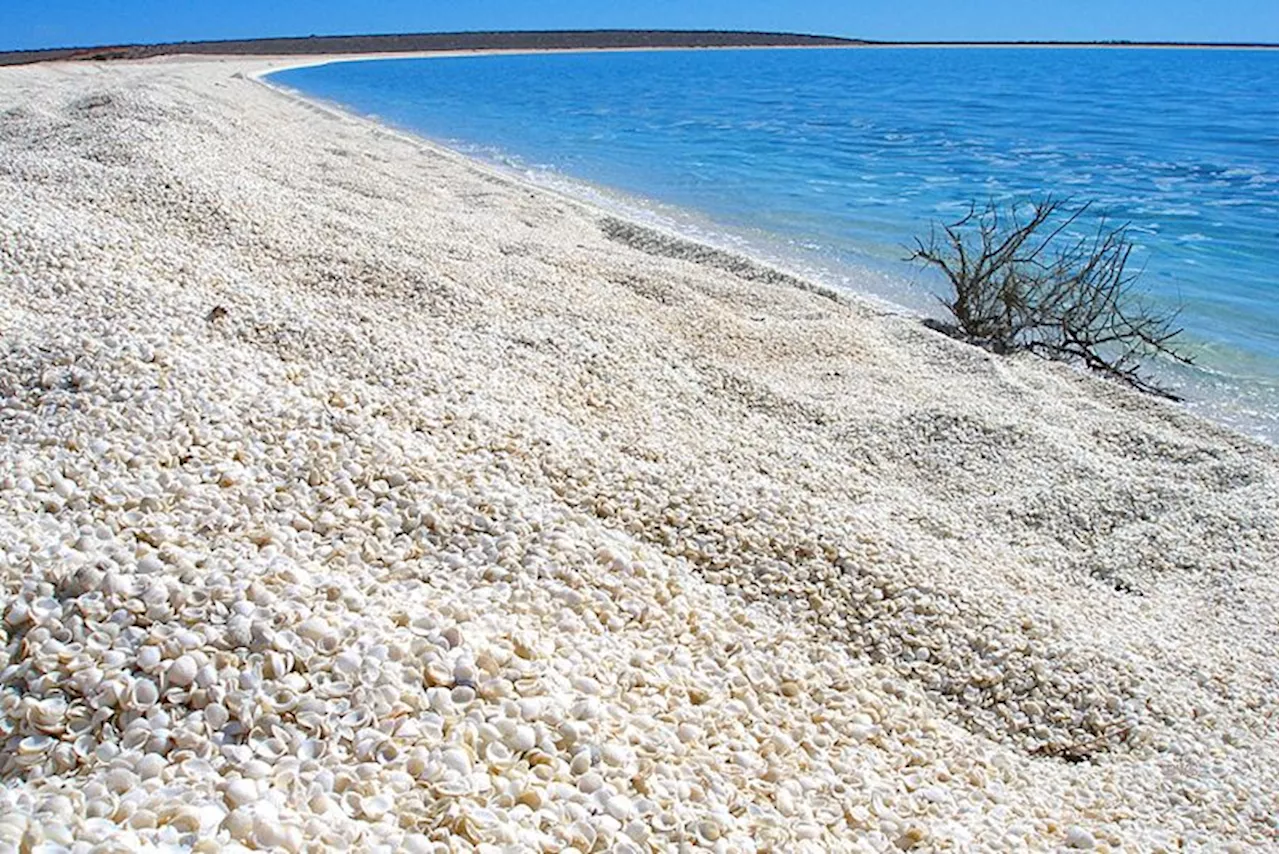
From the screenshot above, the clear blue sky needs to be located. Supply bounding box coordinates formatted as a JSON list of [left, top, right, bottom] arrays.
[[2, 0, 1277, 52]]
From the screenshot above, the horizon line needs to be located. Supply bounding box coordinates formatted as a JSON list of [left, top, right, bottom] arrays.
[[2, 29, 1275, 64]]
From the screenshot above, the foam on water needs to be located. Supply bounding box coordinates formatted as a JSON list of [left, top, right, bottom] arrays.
[[271, 47, 1279, 441]]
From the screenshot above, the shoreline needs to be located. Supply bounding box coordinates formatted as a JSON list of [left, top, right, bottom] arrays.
[[0, 56, 1275, 850], [254, 57, 921, 321], [258, 51, 1278, 445]]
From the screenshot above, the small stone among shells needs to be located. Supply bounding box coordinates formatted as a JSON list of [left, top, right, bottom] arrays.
[[0, 56, 1274, 853]]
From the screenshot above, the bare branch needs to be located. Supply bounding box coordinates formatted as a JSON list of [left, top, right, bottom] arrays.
[[910, 196, 1192, 400]]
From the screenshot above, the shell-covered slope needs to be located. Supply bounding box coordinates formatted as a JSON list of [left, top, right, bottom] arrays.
[[0, 61, 1275, 852]]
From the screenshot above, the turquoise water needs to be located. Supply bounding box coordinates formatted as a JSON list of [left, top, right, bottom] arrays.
[[271, 48, 1279, 441]]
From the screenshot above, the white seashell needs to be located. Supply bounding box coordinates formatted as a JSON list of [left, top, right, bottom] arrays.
[[435, 777, 473, 797], [453, 660, 478, 684], [570, 697, 599, 720], [50, 741, 78, 772], [402, 833, 433, 854], [601, 744, 630, 767], [482, 741, 513, 768], [263, 651, 290, 679], [72, 666, 105, 694], [159, 804, 203, 835], [695, 820, 722, 843], [4, 599, 31, 627], [136, 752, 167, 780], [38, 819, 72, 848], [167, 654, 198, 687], [571, 676, 601, 695], [263, 687, 299, 714], [606, 794, 633, 820], [101, 649, 130, 670], [296, 617, 328, 640], [224, 778, 258, 808], [130, 678, 160, 709], [509, 724, 537, 753], [569, 820, 597, 851], [84, 796, 117, 819], [360, 793, 394, 821], [122, 726, 151, 751], [340, 707, 373, 729], [205, 703, 230, 730], [243, 758, 274, 778], [308, 792, 336, 815], [296, 738, 325, 761], [73, 734, 98, 759], [28, 697, 68, 734], [222, 807, 254, 842], [30, 597, 61, 622], [134, 647, 162, 676], [104, 767, 137, 794], [441, 747, 472, 776], [17, 734, 54, 756], [333, 651, 360, 676], [577, 772, 604, 794], [104, 573, 136, 599], [624, 819, 649, 843]]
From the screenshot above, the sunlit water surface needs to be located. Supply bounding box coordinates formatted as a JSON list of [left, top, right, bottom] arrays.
[[273, 48, 1279, 441]]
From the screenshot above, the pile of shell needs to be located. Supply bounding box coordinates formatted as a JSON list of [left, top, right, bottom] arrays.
[[0, 60, 1274, 853]]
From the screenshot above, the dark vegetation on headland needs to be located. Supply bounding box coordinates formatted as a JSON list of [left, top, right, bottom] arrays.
[[0, 30, 857, 66], [2, 29, 1275, 66]]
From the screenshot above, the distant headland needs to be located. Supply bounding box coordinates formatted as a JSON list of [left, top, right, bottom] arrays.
[[2, 29, 1275, 66]]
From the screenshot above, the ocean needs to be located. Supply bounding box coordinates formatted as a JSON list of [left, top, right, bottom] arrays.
[[269, 47, 1279, 441]]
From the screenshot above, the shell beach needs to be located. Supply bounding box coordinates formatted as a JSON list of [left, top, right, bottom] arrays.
[[0, 57, 1275, 852]]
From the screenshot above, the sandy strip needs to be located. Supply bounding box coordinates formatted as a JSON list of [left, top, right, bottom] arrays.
[[0, 56, 1275, 852]]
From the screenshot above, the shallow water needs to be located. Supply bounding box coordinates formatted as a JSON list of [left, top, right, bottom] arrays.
[[271, 47, 1279, 441]]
